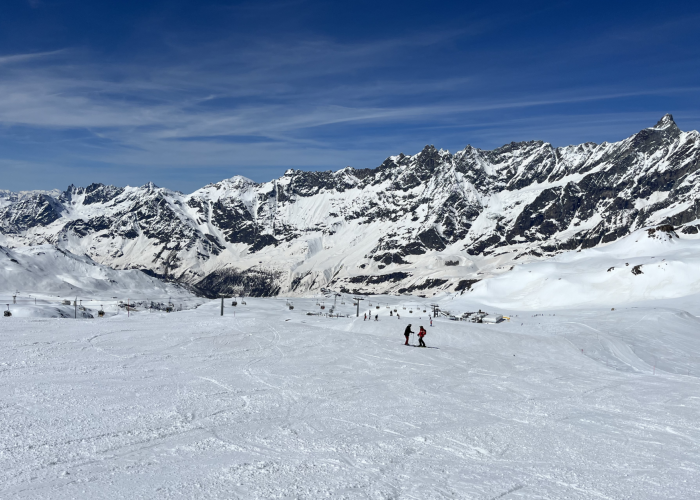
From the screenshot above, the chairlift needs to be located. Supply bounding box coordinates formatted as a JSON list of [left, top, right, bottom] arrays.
[[376, 306, 380, 309], [98, 310, 105, 317], [232, 300, 238, 306], [393, 309, 397, 312], [4, 305, 11, 317]]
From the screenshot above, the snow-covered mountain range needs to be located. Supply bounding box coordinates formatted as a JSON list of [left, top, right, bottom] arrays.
[[1, 114, 699, 297]]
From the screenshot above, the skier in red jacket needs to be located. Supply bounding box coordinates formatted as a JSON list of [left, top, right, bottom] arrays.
[[418, 326, 427, 347]]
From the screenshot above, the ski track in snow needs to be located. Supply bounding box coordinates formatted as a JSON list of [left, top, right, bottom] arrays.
[[2, 298, 700, 499]]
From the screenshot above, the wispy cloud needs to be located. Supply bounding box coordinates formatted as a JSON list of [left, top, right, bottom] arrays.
[[0, 7, 699, 193], [0, 50, 64, 66]]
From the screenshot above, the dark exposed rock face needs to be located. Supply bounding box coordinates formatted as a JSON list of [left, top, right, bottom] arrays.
[[1, 115, 699, 297], [195, 267, 282, 297], [348, 272, 411, 285], [455, 279, 480, 292], [0, 194, 62, 233], [397, 278, 449, 294]]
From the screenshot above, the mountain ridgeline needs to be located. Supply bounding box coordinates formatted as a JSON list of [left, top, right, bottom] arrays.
[[1, 115, 699, 297]]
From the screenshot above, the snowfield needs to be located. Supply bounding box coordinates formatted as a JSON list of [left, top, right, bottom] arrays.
[[2, 297, 700, 499], [0, 244, 202, 318], [468, 227, 700, 310]]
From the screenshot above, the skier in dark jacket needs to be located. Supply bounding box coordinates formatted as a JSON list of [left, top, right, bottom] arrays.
[[403, 324, 413, 345]]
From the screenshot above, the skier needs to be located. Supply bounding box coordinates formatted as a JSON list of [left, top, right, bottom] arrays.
[[418, 326, 427, 347], [375, 314, 378, 321], [403, 324, 413, 345], [364, 313, 367, 321], [429, 317, 433, 327], [397, 313, 400, 320]]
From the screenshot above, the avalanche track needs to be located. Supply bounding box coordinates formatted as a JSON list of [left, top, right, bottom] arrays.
[[2, 298, 700, 499]]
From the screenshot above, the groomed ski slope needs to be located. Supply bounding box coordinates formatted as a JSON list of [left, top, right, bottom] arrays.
[[2, 297, 700, 499]]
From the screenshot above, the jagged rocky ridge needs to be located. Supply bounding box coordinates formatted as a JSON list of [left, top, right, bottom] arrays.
[[1, 114, 699, 297]]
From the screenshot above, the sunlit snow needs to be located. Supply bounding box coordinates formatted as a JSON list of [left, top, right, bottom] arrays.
[[2, 294, 700, 498]]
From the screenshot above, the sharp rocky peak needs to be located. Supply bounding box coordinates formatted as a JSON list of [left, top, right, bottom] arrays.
[[652, 113, 677, 130]]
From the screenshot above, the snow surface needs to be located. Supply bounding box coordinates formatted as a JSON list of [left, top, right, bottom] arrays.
[[467, 227, 700, 310], [0, 245, 201, 318], [2, 296, 700, 498]]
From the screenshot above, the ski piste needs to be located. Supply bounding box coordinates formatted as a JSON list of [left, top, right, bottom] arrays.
[[3, 296, 700, 498]]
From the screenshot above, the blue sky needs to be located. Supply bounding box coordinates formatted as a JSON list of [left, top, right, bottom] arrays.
[[1, 0, 699, 193]]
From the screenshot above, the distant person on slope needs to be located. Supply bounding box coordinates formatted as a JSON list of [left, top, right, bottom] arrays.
[[364, 313, 367, 321], [403, 324, 413, 345], [418, 326, 427, 347]]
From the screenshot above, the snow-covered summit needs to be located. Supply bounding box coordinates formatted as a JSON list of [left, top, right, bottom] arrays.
[[651, 113, 678, 130]]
